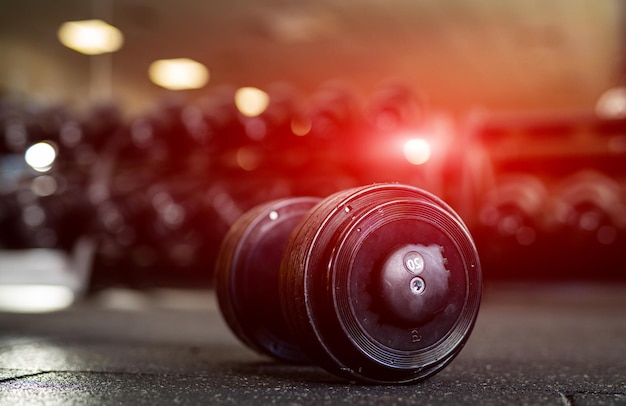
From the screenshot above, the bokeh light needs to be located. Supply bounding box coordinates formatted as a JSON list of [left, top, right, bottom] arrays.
[[25, 142, 57, 172], [291, 117, 312, 136], [0, 285, 75, 313], [236, 146, 262, 171], [403, 138, 432, 165], [235, 87, 270, 117], [148, 58, 209, 90], [596, 86, 626, 119], [57, 19, 124, 55], [31, 175, 58, 197]]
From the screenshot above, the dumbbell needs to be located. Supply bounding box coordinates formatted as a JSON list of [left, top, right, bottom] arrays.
[[215, 183, 481, 384]]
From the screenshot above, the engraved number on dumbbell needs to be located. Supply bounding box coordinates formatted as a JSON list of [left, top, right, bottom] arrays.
[[404, 252, 424, 274]]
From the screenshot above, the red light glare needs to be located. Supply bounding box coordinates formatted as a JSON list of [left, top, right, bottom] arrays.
[[403, 138, 431, 165]]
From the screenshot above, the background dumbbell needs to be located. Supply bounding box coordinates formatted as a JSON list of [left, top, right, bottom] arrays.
[[215, 183, 482, 384]]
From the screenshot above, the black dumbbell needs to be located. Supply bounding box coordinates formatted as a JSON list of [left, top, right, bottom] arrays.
[[215, 183, 482, 384]]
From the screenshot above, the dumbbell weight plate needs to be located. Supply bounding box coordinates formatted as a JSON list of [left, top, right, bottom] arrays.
[[215, 196, 321, 363], [281, 183, 481, 384]]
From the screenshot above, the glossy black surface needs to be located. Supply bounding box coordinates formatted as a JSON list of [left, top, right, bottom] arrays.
[[280, 184, 481, 383], [215, 197, 321, 363]]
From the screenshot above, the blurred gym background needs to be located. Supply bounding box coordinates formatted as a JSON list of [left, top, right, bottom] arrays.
[[1, 0, 625, 312]]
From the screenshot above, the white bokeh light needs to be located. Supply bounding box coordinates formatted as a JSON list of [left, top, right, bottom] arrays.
[[403, 138, 432, 165], [235, 87, 270, 117], [596, 86, 626, 119], [58, 19, 124, 55], [0, 285, 75, 313], [25, 142, 57, 172], [148, 58, 209, 90]]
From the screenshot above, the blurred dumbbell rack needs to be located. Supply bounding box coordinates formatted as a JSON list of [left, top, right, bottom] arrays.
[[3, 90, 626, 293], [460, 109, 626, 281]]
